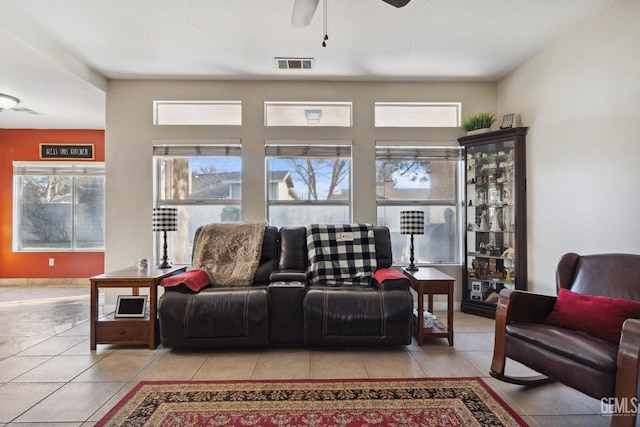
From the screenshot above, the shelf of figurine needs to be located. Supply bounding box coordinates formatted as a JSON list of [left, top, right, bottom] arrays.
[[467, 278, 516, 305], [468, 256, 515, 283], [466, 208, 514, 233], [466, 148, 514, 164]]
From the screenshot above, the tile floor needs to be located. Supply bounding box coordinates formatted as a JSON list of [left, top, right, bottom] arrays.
[[0, 284, 613, 426]]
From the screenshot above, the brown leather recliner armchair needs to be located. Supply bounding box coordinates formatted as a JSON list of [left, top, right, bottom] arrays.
[[491, 252, 640, 427]]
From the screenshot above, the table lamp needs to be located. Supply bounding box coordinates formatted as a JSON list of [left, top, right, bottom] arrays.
[[152, 208, 178, 268], [400, 210, 424, 271]]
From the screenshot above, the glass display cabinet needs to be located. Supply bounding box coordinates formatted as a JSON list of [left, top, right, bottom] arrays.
[[458, 127, 528, 318]]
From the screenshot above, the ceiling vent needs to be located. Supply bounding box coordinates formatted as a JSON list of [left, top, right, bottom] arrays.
[[275, 57, 313, 70]]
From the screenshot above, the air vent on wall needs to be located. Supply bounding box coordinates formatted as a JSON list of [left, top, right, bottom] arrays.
[[275, 57, 314, 70]]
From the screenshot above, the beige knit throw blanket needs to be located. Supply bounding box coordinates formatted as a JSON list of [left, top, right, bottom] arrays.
[[192, 221, 266, 287]]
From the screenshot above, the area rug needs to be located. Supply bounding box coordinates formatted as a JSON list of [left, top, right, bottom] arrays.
[[96, 378, 526, 427]]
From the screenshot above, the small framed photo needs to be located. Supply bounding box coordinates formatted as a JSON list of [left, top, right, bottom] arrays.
[[500, 113, 515, 129], [115, 295, 148, 318]]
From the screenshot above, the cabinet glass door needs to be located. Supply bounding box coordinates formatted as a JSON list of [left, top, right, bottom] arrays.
[[465, 141, 516, 306]]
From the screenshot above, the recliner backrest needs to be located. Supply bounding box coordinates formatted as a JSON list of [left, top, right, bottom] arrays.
[[276, 225, 393, 271], [192, 225, 278, 285], [556, 252, 640, 300]]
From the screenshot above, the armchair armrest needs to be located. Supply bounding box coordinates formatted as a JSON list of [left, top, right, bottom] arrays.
[[615, 318, 640, 424], [491, 288, 557, 379], [497, 288, 557, 324]]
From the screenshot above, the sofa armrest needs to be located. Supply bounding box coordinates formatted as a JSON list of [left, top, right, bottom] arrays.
[[372, 268, 411, 291], [270, 270, 307, 284]]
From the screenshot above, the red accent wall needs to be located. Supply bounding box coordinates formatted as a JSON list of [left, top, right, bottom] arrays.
[[0, 129, 105, 278]]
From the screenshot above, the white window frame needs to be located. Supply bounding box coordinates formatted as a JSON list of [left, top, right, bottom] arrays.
[[374, 102, 461, 127], [264, 102, 353, 127], [153, 142, 243, 264], [265, 142, 352, 226], [153, 101, 242, 126], [12, 161, 105, 252], [375, 144, 463, 265]]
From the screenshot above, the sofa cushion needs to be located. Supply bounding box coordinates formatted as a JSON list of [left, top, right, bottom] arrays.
[[306, 223, 377, 286], [278, 227, 308, 271], [506, 323, 618, 374], [160, 269, 210, 293], [545, 288, 640, 343]]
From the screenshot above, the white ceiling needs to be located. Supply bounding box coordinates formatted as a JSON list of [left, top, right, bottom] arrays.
[[0, 0, 610, 129]]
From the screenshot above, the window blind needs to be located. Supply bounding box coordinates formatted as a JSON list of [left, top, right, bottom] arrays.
[[375, 146, 462, 161], [152, 144, 242, 157], [265, 144, 351, 158], [13, 162, 105, 176]]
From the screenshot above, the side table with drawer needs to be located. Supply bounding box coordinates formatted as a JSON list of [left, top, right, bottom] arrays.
[[403, 267, 455, 346], [90, 265, 187, 350]]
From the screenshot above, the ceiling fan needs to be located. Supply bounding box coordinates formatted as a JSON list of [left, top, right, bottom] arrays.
[[292, 0, 411, 27]]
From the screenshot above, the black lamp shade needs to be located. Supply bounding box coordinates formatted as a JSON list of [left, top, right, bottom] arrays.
[[400, 210, 424, 235], [152, 208, 178, 232]]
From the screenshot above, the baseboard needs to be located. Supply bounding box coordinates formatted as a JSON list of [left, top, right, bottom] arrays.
[[0, 278, 90, 287]]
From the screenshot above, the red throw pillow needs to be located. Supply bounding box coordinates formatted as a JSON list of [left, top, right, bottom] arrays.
[[161, 269, 210, 293], [545, 288, 640, 343], [373, 268, 411, 291], [374, 268, 407, 282]]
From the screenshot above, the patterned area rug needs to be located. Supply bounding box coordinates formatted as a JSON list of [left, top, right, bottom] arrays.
[[96, 378, 526, 427]]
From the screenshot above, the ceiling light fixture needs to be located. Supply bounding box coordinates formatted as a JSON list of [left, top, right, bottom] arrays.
[[0, 93, 20, 111]]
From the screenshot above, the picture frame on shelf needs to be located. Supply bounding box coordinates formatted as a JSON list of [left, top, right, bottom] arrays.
[[500, 113, 515, 129]]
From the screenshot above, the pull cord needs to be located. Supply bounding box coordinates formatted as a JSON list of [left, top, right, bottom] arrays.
[[322, 0, 328, 47]]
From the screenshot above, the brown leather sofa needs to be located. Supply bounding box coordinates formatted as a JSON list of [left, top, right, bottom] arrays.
[[491, 252, 640, 427], [158, 225, 413, 349]]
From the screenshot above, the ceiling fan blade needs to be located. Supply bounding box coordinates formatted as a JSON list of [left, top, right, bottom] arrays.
[[292, 0, 320, 27], [381, 0, 411, 7]]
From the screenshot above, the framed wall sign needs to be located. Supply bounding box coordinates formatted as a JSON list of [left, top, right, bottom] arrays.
[[40, 143, 94, 160], [500, 114, 515, 129]]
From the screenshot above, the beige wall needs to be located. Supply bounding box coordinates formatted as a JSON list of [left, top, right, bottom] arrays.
[[497, 0, 640, 295], [105, 80, 496, 304]]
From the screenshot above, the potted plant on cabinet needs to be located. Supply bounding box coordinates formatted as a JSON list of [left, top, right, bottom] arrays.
[[462, 112, 496, 136]]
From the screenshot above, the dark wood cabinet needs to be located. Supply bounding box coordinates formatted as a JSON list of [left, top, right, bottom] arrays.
[[458, 127, 528, 318]]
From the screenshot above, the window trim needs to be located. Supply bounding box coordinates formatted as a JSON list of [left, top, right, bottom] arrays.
[[13, 161, 105, 252], [265, 142, 353, 225], [374, 102, 462, 128], [375, 144, 463, 266], [264, 102, 353, 127], [153, 100, 242, 126]]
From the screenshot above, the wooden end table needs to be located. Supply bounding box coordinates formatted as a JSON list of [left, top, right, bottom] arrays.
[[90, 265, 187, 350], [403, 267, 455, 346]]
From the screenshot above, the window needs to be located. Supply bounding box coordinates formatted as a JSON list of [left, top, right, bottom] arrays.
[[374, 102, 461, 127], [13, 162, 105, 251], [265, 102, 352, 127], [154, 143, 242, 263], [153, 101, 242, 125], [266, 144, 351, 227], [376, 145, 462, 265]]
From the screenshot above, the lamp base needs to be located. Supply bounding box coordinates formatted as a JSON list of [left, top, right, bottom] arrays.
[[158, 230, 172, 269], [158, 260, 172, 269], [405, 264, 419, 272]]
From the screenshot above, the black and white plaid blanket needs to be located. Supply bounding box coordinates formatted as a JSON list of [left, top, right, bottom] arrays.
[[306, 223, 377, 286]]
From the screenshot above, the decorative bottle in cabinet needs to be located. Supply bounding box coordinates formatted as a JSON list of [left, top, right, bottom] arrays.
[[458, 127, 528, 318]]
